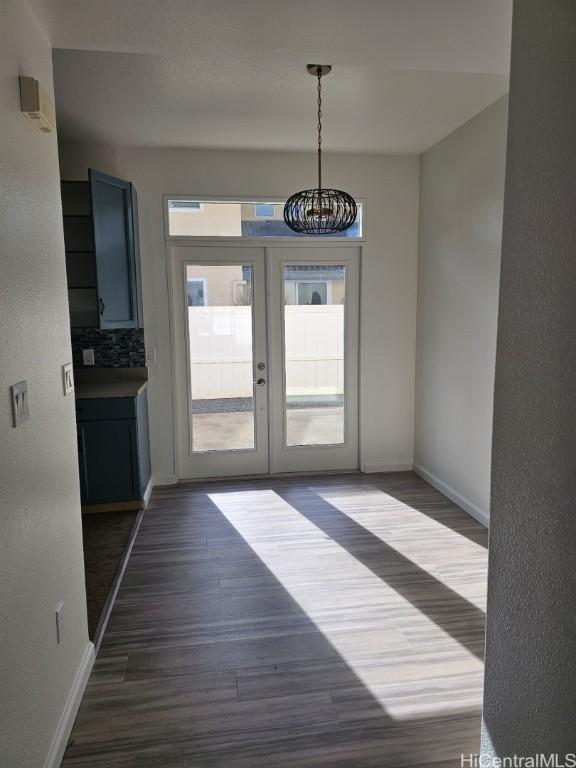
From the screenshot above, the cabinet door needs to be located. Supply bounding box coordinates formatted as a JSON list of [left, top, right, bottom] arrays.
[[131, 184, 144, 325], [89, 169, 140, 329], [77, 420, 140, 504], [77, 429, 88, 502]]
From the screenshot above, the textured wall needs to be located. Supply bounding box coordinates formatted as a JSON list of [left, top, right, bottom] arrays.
[[0, 2, 91, 766], [482, 0, 576, 758], [59, 146, 420, 482], [414, 97, 508, 524]]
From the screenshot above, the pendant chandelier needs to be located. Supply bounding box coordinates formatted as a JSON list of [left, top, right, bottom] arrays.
[[284, 65, 357, 235]]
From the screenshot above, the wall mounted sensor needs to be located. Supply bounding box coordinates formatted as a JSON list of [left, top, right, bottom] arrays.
[[19, 76, 54, 133]]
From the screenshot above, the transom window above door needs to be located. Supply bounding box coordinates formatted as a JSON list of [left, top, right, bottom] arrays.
[[166, 198, 363, 239]]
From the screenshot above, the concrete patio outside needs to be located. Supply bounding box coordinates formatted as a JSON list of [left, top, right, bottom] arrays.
[[191, 405, 345, 451]]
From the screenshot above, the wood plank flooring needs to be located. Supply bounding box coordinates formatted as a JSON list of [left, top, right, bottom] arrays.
[[62, 472, 488, 768]]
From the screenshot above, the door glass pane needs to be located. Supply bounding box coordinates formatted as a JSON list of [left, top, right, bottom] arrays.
[[283, 264, 345, 446], [187, 264, 255, 452]]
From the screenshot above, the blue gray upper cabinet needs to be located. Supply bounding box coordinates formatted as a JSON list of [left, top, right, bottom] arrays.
[[62, 171, 142, 329], [89, 169, 140, 329]]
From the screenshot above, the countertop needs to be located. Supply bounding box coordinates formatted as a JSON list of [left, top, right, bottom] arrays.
[[74, 367, 148, 399]]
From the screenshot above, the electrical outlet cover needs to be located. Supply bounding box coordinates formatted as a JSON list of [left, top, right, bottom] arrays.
[[82, 348, 95, 366], [62, 362, 74, 395], [10, 380, 29, 427]]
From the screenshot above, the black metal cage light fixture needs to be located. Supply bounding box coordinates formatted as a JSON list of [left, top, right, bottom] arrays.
[[283, 65, 357, 235]]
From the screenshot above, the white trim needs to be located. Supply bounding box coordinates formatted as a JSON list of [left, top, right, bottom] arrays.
[[164, 241, 180, 482], [43, 641, 95, 768], [170, 246, 269, 478], [182, 261, 195, 457], [362, 462, 413, 473], [177, 468, 360, 484], [356, 247, 363, 473], [152, 474, 178, 486], [413, 462, 490, 528], [143, 477, 154, 505], [165, 237, 365, 247]]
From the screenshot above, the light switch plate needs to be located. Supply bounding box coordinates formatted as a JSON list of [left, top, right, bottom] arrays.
[[10, 380, 29, 427], [82, 348, 95, 366], [62, 363, 74, 396]]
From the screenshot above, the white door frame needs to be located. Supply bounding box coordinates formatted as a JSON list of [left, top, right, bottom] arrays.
[[167, 241, 362, 480], [169, 245, 269, 479]]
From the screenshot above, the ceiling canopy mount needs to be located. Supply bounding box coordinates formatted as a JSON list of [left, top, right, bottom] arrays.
[[306, 64, 332, 77]]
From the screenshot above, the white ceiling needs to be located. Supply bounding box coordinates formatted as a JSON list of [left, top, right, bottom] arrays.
[[31, 0, 512, 153]]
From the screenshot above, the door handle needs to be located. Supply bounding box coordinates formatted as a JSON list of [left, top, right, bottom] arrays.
[[99, 297, 106, 315], [254, 378, 266, 386]]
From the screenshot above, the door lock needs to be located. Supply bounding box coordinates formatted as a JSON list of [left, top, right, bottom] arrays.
[[257, 362, 266, 370]]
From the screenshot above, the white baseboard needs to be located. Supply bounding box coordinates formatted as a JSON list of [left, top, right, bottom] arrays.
[[361, 462, 414, 473], [43, 641, 95, 768], [151, 474, 177, 486], [143, 477, 154, 506], [413, 462, 490, 528]]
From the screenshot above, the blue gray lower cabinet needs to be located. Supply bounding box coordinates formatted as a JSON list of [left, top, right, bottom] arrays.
[[76, 390, 151, 506]]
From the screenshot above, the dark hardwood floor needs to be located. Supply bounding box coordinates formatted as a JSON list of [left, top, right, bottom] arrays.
[[62, 472, 488, 767]]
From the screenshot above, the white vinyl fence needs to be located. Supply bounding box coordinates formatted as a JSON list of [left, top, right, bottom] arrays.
[[188, 305, 344, 400]]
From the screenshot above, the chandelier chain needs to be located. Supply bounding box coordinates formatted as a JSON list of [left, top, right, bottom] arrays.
[[283, 64, 357, 235], [317, 69, 322, 191]]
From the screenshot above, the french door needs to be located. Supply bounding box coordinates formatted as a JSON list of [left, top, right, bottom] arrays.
[[170, 244, 359, 479], [170, 246, 269, 478]]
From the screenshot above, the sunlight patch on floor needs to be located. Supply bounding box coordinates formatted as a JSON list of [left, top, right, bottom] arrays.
[[208, 488, 484, 721], [317, 487, 488, 612]]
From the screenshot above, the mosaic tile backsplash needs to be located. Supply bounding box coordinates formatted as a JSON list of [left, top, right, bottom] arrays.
[[71, 328, 146, 368]]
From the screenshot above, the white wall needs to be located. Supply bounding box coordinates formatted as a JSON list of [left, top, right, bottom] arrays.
[[0, 2, 92, 767], [414, 97, 508, 524], [60, 146, 420, 480]]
